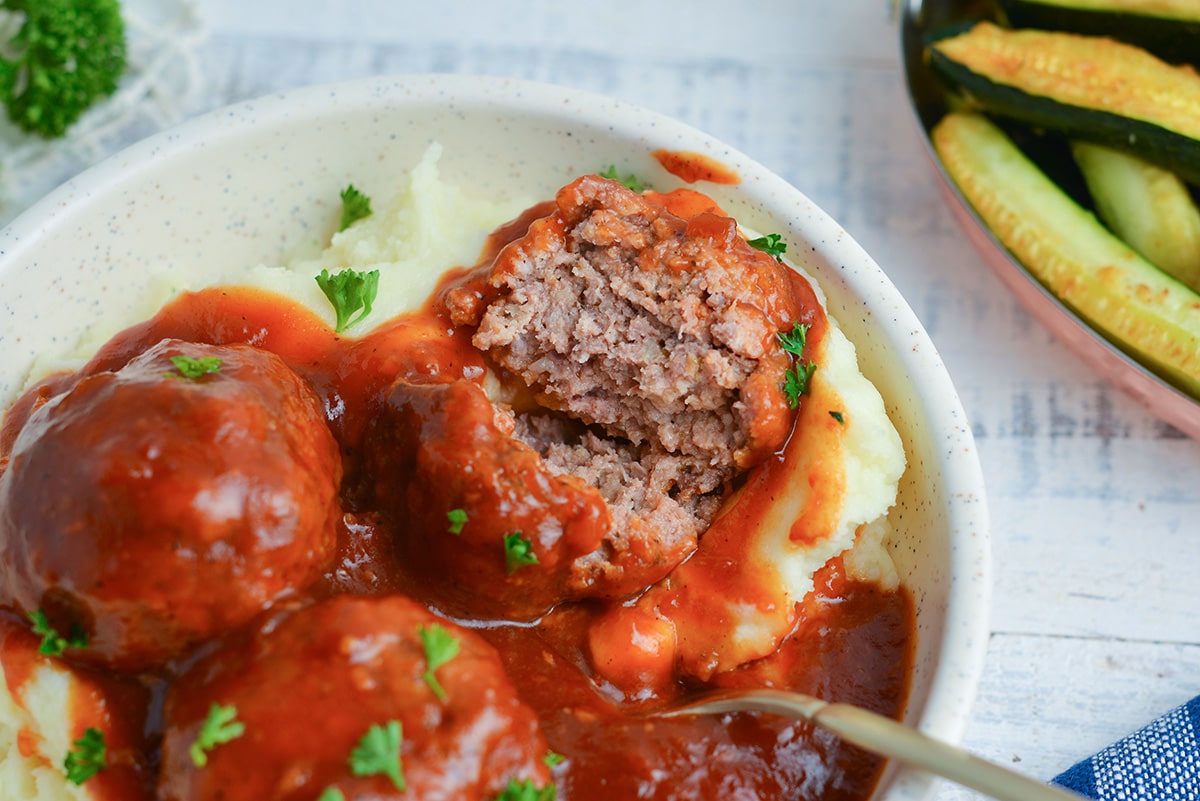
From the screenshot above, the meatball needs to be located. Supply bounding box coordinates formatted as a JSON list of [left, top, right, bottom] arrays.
[[158, 595, 552, 801], [0, 338, 342, 671], [366, 378, 702, 619], [377, 176, 803, 619]]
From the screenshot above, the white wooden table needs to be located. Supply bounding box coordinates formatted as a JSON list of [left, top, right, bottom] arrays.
[[29, 0, 1200, 796]]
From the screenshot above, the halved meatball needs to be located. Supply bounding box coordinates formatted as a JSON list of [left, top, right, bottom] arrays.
[[377, 176, 804, 619], [0, 338, 341, 672], [158, 595, 552, 801]]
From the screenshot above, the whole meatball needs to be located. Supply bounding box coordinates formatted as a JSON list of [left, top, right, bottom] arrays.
[[0, 338, 342, 671], [158, 595, 553, 801]]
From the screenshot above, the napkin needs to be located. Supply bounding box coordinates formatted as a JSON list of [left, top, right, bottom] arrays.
[[1051, 695, 1200, 799]]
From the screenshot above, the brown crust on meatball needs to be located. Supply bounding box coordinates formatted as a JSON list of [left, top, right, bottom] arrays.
[[0, 339, 342, 671]]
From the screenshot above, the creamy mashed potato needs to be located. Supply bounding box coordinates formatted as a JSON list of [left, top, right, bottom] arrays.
[[0, 148, 905, 798]]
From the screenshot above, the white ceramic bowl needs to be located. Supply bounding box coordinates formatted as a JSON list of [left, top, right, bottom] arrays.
[[0, 74, 991, 801]]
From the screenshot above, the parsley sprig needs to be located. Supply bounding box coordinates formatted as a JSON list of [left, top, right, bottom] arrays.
[[446, 508, 468, 535], [167, 355, 223, 380], [418, 623, 461, 701], [778, 322, 817, 409], [503, 532, 539, 575], [63, 727, 106, 785], [350, 721, 406, 790], [491, 778, 557, 801], [598, 165, 645, 193], [28, 609, 87, 656], [315, 267, 380, 334], [747, 233, 787, 261], [190, 703, 245, 767], [338, 184, 373, 231]]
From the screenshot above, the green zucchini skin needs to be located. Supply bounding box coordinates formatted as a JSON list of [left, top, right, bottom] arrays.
[[932, 111, 1200, 398], [926, 31, 1200, 185], [999, 0, 1200, 65]]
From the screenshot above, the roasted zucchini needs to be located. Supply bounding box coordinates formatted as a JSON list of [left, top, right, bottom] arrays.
[[932, 111, 1200, 397], [1000, 0, 1200, 64], [927, 22, 1200, 184], [1071, 140, 1200, 293]]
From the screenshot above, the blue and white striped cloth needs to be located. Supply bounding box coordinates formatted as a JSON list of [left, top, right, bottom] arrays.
[[1052, 696, 1200, 800]]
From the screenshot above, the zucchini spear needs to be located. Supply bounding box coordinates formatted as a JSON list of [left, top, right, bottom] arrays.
[[932, 111, 1200, 397], [1070, 140, 1200, 293]]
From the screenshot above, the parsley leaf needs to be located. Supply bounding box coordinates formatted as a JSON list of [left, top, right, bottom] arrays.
[[829, 410, 845, 424], [315, 268, 380, 334], [784, 363, 817, 409], [28, 609, 87, 656], [418, 623, 461, 701], [446, 508, 468, 535], [777, 322, 810, 357], [544, 751, 566, 768], [63, 727, 106, 785], [317, 787, 345, 801], [350, 720, 405, 791], [778, 322, 817, 409], [503, 532, 539, 575], [190, 703, 245, 767], [747, 232, 787, 261], [598, 165, 645, 193], [339, 184, 373, 231], [490, 778, 557, 801], [166, 355, 223, 380]]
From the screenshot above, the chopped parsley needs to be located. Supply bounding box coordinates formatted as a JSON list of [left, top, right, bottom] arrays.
[[417, 623, 461, 701], [829, 410, 845, 424], [747, 232, 787, 261], [544, 751, 566, 768], [598, 165, 645, 193], [63, 727, 106, 785], [491, 778, 557, 801], [350, 721, 405, 791], [27, 609, 87, 656], [778, 322, 817, 409], [315, 267, 380, 333], [338, 184, 373, 231], [446, 508, 468, 535], [503, 532, 538, 575], [190, 703, 245, 767], [167, 355, 223, 380], [317, 787, 345, 801]]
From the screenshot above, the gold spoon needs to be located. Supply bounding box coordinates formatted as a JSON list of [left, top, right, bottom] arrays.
[[662, 688, 1084, 801]]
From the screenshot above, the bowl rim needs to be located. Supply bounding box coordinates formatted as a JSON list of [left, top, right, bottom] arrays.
[[0, 72, 993, 799]]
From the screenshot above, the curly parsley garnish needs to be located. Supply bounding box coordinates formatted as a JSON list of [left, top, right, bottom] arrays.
[[315, 267, 380, 333], [167, 355, 223, 380], [350, 720, 406, 790], [446, 508, 468, 535], [747, 232, 787, 261], [338, 184, 373, 231], [598, 165, 645, 193], [63, 727, 106, 785], [491, 778, 557, 801], [28, 609, 87, 656], [418, 623, 461, 701], [503, 532, 539, 575], [317, 787, 345, 801], [190, 703, 245, 767], [778, 322, 817, 409]]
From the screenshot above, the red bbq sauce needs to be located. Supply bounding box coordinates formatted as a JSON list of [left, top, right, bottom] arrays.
[[0, 189, 913, 801]]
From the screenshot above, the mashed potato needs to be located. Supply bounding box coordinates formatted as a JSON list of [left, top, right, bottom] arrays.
[[0, 147, 905, 799]]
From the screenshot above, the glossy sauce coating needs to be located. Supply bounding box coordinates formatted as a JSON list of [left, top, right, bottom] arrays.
[[0, 189, 913, 801]]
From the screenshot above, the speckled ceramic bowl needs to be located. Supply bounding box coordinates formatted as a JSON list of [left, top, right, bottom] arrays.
[[0, 74, 990, 800]]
